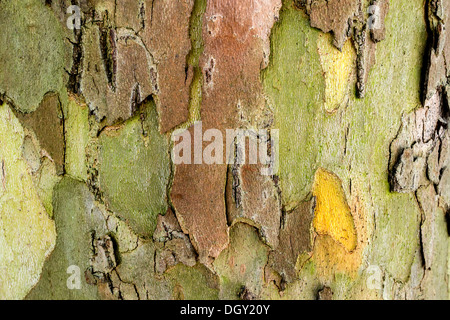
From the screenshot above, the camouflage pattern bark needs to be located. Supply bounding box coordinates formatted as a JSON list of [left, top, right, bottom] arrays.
[[0, 0, 448, 300]]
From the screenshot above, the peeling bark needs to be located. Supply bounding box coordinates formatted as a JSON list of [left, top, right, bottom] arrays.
[[0, 0, 449, 301]]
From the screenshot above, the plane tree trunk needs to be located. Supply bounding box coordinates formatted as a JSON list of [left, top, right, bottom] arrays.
[[0, 0, 448, 300]]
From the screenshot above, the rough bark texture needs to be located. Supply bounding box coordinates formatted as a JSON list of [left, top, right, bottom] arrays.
[[0, 0, 449, 300]]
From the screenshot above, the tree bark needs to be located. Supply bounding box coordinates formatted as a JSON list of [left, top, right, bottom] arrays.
[[0, 0, 448, 300]]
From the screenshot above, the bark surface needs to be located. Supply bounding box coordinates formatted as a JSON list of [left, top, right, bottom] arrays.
[[0, 0, 448, 300]]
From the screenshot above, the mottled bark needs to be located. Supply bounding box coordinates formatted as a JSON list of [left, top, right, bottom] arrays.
[[0, 0, 448, 300]]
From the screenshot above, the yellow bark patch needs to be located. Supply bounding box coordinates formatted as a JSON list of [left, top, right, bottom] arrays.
[[317, 33, 355, 112], [0, 103, 56, 299], [313, 235, 361, 275], [312, 168, 357, 252], [310, 190, 369, 279]]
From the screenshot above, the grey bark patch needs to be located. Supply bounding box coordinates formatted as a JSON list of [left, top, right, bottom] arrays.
[[417, 184, 449, 298], [305, 0, 360, 50], [354, 27, 377, 98], [370, 0, 389, 42], [427, 138, 441, 184], [90, 235, 117, 276], [22, 135, 42, 174], [80, 26, 156, 125], [390, 90, 448, 193], [153, 209, 197, 273], [391, 147, 429, 192], [438, 167, 450, 205], [424, 0, 449, 101]]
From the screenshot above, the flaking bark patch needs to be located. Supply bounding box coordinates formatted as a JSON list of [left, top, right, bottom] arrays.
[[81, 27, 156, 126], [171, 0, 282, 269], [268, 201, 314, 283], [0, 103, 56, 300], [389, 90, 448, 193], [298, 0, 389, 98], [15, 93, 65, 175], [153, 209, 197, 273], [142, 0, 195, 133]]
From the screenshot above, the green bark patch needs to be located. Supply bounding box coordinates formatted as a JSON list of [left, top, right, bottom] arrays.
[[214, 223, 270, 300], [165, 263, 219, 300], [26, 177, 107, 300], [262, 3, 325, 209], [97, 101, 170, 237], [0, 0, 67, 113]]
